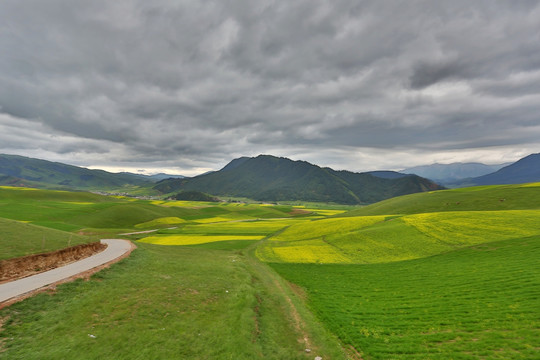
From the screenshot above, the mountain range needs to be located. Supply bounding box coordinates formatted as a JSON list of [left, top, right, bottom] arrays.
[[1, 152, 538, 204], [0, 154, 181, 190], [154, 155, 443, 204], [402, 162, 508, 184], [451, 153, 540, 186]]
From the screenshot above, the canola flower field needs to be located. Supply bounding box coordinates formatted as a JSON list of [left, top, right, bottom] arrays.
[[139, 234, 264, 246], [257, 210, 540, 264]]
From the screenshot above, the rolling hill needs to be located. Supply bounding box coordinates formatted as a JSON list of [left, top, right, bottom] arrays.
[[154, 155, 444, 204], [342, 182, 540, 217]]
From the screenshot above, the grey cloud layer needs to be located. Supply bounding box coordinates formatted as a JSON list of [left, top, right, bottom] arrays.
[[1, 0, 539, 172]]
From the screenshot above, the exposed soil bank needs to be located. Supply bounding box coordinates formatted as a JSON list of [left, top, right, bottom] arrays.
[[0, 242, 106, 283]]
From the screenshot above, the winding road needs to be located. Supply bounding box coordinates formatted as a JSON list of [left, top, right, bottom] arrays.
[[0, 239, 133, 304]]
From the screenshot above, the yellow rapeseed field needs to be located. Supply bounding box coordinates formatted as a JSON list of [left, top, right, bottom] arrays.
[[300, 208, 347, 216], [135, 217, 186, 229], [0, 186, 38, 191], [259, 210, 540, 264], [402, 210, 540, 246], [150, 200, 214, 207], [520, 182, 540, 187], [272, 215, 387, 242], [193, 216, 238, 223], [258, 239, 353, 264], [139, 235, 263, 245], [180, 219, 296, 234]]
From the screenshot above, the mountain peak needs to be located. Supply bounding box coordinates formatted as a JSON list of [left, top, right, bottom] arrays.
[[155, 154, 444, 204], [220, 156, 252, 172]]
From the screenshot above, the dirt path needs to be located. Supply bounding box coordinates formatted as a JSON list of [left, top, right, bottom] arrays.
[[244, 240, 348, 359], [0, 239, 134, 308]]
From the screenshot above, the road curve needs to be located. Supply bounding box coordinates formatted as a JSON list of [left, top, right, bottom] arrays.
[[0, 239, 132, 304]]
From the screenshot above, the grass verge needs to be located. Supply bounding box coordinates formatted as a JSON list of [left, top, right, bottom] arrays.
[[0, 242, 346, 359]]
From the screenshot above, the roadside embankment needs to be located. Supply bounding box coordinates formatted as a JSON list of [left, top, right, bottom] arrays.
[[0, 241, 106, 283]]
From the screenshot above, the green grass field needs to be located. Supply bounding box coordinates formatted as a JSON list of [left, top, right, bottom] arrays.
[[343, 183, 540, 216], [271, 235, 540, 359], [0, 242, 345, 359], [0, 186, 304, 244], [1, 184, 539, 359], [0, 218, 93, 260], [0, 186, 346, 358]]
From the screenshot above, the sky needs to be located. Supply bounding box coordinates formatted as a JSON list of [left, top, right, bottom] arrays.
[[1, 0, 540, 176]]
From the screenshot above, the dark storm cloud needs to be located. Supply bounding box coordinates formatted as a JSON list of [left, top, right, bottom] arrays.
[[409, 59, 469, 89], [1, 0, 540, 173]]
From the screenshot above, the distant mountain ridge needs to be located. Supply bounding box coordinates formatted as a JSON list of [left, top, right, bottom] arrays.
[[154, 155, 444, 204], [0, 154, 152, 190], [121, 172, 186, 182], [402, 162, 507, 184], [367, 171, 410, 179], [4, 152, 537, 199], [465, 153, 540, 186]]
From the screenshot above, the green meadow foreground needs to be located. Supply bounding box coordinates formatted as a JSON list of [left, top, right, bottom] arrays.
[[0, 184, 539, 359]]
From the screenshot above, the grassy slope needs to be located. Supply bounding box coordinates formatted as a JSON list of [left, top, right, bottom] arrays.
[[271, 235, 540, 359], [0, 218, 93, 260], [342, 183, 540, 216], [257, 183, 540, 264], [257, 210, 540, 264], [0, 243, 346, 359], [0, 187, 301, 235]]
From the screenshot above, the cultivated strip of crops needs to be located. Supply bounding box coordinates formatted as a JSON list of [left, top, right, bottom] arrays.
[[258, 210, 540, 264], [134, 217, 186, 229], [139, 234, 264, 245]]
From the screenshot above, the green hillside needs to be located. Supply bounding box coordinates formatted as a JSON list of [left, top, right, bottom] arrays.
[[0, 186, 305, 235], [0, 218, 93, 260], [343, 183, 540, 216], [154, 155, 443, 204]]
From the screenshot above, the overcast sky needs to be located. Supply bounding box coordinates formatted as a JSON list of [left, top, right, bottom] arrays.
[[1, 0, 539, 176]]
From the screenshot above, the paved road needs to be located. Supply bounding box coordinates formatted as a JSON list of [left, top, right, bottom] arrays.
[[0, 239, 132, 303]]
